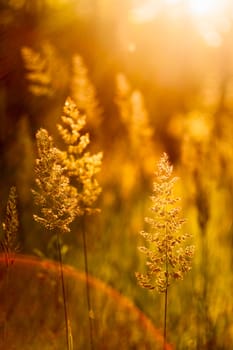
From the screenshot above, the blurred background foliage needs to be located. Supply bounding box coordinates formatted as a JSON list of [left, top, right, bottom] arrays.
[[0, 0, 233, 349]]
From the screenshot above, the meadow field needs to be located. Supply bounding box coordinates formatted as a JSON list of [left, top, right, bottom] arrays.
[[0, 1, 233, 349]]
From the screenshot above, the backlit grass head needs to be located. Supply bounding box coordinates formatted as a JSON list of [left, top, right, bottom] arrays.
[[115, 73, 153, 155], [57, 97, 102, 215], [71, 54, 102, 128], [136, 153, 194, 293], [32, 128, 79, 233], [1, 186, 20, 264]]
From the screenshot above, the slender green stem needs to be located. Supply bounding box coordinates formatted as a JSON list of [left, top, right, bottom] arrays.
[[82, 218, 94, 350], [202, 229, 209, 348], [56, 232, 71, 350], [163, 287, 168, 350], [163, 223, 168, 350]]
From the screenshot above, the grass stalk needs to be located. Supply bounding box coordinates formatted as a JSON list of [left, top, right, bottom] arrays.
[[56, 232, 73, 350], [82, 217, 94, 350], [163, 227, 168, 350], [136, 154, 194, 350], [3, 262, 10, 345], [163, 287, 168, 350], [202, 230, 210, 349]]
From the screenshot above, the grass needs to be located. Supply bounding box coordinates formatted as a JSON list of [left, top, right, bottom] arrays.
[[1, 53, 232, 349]]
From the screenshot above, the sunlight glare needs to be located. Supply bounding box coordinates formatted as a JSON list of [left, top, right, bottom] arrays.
[[129, 0, 231, 47], [187, 0, 230, 47], [187, 0, 221, 17], [130, 0, 229, 22], [129, 1, 161, 23]]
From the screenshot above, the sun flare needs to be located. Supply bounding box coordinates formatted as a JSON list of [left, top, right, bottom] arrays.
[[129, 0, 231, 47], [130, 0, 230, 22], [187, 0, 224, 17]]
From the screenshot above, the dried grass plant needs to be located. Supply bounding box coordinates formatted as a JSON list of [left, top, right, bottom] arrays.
[[22, 47, 102, 348], [33, 97, 102, 350], [21, 42, 68, 97], [136, 153, 194, 349], [57, 97, 102, 350], [70, 55, 102, 129], [114, 73, 156, 201], [33, 128, 79, 232], [33, 128, 77, 350], [0, 186, 20, 346], [57, 97, 102, 216], [115, 73, 153, 150], [115, 73, 154, 168], [1, 186, 20, 265]]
